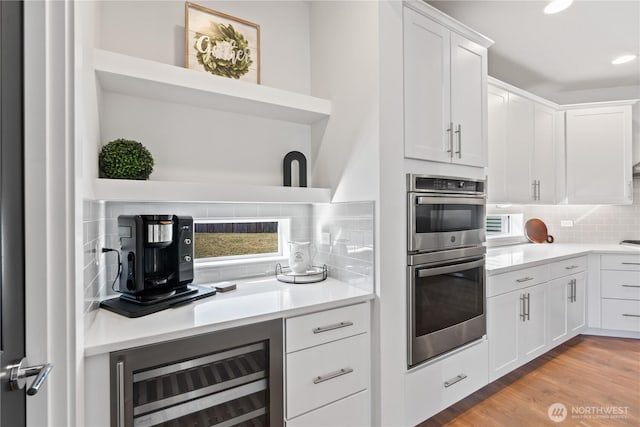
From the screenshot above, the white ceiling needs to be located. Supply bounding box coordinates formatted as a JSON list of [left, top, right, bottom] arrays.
[[427, 0, 640, 104]]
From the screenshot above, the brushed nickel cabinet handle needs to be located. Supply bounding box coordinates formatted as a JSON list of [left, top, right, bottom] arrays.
[[532, 181, 537, 201], [455, 124, 462, 158], [526, 293, 531, 321], [116, 361, 125, 427], [446, 122, 454, 157], [622, 314, 640, 318], [621, 262, 640, 266], [516, 277, 534, 283], [621, 285, 640, 288], [313, 321, 354, 334], [313, 367, 354, 384], [520, 294, 526, 322], [444, 373, 467, 388], [565, 265, 580, 270]]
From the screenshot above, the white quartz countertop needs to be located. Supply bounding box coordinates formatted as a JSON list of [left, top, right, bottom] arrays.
[[84, 277, 373, 356], [487, 243, 640, 275]]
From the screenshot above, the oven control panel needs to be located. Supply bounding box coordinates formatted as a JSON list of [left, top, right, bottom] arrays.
[[411, 175, 485, 194]]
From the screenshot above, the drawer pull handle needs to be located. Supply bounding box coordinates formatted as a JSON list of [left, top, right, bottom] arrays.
[[444, 374, 467, 388], [621, 262, 640, 265], [565, 265, 579, 270], [516, 277, 534, 283], [313, 367, 354, 384], [622, 314, 640, 318], [621, 285, 640, 288], [313, 321, 354, 334], [116, 361, 125, 427]]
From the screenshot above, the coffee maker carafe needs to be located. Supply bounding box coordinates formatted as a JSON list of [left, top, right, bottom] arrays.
[[118, 215, 194, 303]]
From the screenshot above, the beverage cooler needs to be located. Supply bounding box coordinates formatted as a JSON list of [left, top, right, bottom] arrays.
[[109, 320, 283, 427]]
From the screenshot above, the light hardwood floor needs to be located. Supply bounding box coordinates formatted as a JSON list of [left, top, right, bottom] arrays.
[[418, 335, 640, 426]]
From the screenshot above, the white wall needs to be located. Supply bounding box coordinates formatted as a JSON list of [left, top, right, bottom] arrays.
[[378, 1, 408, 425], [89, 1, 315, 187], [100, 92, 311, 185], [309, 1, 380, 203], [98, 0, 311, 94]]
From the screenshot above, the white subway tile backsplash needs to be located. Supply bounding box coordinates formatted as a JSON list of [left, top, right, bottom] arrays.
[[83, 200, 374, 323], [488, 181, 640, 244]]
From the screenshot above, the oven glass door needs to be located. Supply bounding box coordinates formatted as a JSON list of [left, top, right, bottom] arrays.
[[414, 196, 484, 233], [409, 195, 486, 252], [409, 256, 486, 366]]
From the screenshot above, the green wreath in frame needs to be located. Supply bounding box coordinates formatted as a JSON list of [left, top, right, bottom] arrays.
[[194, 23, 253, 79]]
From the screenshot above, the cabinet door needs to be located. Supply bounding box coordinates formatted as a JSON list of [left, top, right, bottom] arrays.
[[566, 106, 633, 204], [450, 32, 487, 167], [487, 291, 520, 381], [546, 278, 568, 348], [487, 85, 509, 202], [568, 272, 586, 335], [505, 93, 534, 203], [403, 7, 451, 163], [519, 284, 547, 361], [532, 103, 556, 203]]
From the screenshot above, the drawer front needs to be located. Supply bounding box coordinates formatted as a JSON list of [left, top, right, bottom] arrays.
[[601, 270, 640, 300], [601, 254, 640, 271], [286, 303, 369, 353], [551, 256, 587, 278], [286, 390, 370, 427], [601, 299, 640, 332], [488, 265, 550, 297], [286, 333, 369, 419], [441, 340, 489, 408]]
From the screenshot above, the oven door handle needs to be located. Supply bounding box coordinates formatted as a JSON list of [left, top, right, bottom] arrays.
[[416, 258, 485, 278], [415, 196, 485, 205]]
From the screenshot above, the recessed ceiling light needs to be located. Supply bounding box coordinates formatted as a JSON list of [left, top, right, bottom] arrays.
[[611, 54, 637, 65], [544, 0, 574, 14]]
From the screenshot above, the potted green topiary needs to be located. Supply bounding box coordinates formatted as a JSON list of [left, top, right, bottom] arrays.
[[99, 138, 154, 180]]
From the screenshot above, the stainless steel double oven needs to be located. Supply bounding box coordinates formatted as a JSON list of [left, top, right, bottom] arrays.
[[407, 174, 487, 367]]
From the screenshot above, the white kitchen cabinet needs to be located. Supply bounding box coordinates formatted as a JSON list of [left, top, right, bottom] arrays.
[[488, 271, 550, 381], [504, 92, 534, 203], [487, 282, 547, 381], [285, 302, 371, 425], [548, 271, 586, 347], [567, 272, 586, 334], [487, 85, 509, 201], [547, 257, 587, 347], [532, 103, 557, 204], [487, 79, 559, 204], [566, 105, 633, 204], [518, 284, 547, 360], [487, 290, 520, 381], [547, 277, 568, 347], [403, 5, 489, 167], [404, 339, 488, 426], [286, 390, 370, 427], [600, 254, 640, 332]]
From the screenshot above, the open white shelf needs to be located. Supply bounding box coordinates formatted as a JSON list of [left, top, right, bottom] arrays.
[[93, 178, 333, 204], [94, 49, 331, 124]]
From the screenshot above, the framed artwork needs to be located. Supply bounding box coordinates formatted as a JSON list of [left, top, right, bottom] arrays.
[[185, 2, 260, 83]]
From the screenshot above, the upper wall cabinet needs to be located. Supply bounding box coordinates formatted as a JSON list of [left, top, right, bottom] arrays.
[[566, 105, 634, 204], [487, 80, 561, 204], [403, 4, 491, 167]]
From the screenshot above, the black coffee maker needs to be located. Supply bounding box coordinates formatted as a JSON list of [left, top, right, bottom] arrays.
[[100, 214, 216, 317], [118, 215, 194, 303]]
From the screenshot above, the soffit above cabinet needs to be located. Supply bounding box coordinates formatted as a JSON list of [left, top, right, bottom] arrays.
[[94, 49, 331, 124]]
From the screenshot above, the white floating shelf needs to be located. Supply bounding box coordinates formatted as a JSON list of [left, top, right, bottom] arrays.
[[94, 49, 331, 124], [93, 179, 332, 204]]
